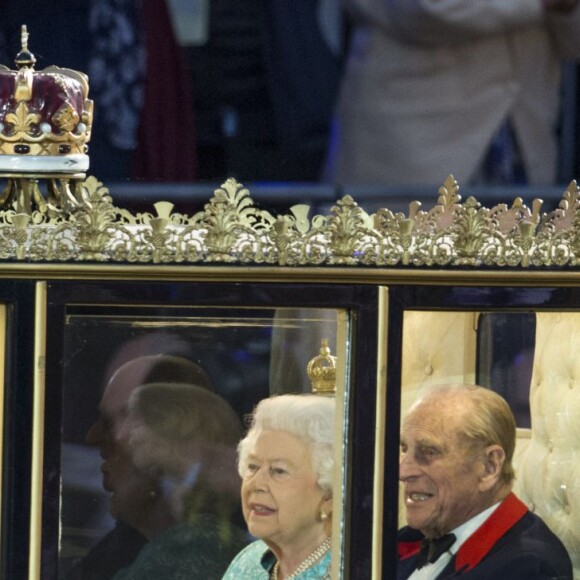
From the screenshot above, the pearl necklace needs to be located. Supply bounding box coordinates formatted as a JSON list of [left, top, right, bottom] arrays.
[[271, 536, 332, 580]]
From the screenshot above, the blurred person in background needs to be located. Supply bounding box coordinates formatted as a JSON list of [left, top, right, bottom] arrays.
[[66, 354, 214, 580], [325, 0, 580, 187], [182, 0, 343, 181], [0, 0, 345, 184], [111, 382, 248, 580]]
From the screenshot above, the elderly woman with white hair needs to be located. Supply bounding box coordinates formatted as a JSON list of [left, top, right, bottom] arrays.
[[223, 393, 335, 580]]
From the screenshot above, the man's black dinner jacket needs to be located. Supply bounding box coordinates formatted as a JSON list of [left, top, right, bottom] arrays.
[[397, 493, 572, 579]]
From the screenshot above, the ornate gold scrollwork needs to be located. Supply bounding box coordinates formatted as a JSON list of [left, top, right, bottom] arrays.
[[0, 174, 579, 267]]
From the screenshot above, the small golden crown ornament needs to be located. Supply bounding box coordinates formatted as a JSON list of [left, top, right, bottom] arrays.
[[0, 25, 93, 174], [307, 339, 337, 396]]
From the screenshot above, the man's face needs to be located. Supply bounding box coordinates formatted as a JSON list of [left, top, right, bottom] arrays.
[[399, 397, 488, 538], [85, 361, 158, 523]]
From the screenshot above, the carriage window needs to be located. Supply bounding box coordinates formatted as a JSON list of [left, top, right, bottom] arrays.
[[398, 309, 579, 573], [57, 306, 347, 578]]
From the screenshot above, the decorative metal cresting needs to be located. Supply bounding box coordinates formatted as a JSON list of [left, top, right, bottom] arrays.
[[1, 174, 580, 266], [307, 339, 337, 396]]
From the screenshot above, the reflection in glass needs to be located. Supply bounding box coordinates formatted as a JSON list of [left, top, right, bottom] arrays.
[[476, 313, 535, 428], [58, 307, 343, 579], [113, 382, 249, 579]]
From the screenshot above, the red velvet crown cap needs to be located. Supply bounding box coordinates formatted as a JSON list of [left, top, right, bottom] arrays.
[[0, 25, 93, 173]]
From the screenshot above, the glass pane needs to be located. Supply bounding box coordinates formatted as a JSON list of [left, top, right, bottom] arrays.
[[58, 306, 346, 579], [400, 310, 534, 427], [397, 309, 579, 575], [476, 312, 535, 428]]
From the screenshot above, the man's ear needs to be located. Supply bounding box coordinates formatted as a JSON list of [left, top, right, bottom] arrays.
[[479, 445, 505, 491]]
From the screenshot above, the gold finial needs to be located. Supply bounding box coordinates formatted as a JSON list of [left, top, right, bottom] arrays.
[[15, 25, 36, 69], [307, 339, 337, 396]]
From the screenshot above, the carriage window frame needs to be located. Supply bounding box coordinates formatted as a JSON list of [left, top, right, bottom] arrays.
[[376, 283, 580, 578], [28, 280, 380, 580]]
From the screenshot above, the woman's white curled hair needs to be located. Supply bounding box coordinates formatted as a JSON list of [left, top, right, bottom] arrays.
[[237, 394, 335, 494]]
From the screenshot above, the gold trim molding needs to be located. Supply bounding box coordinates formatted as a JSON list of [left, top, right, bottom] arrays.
[[1, 174, 579, 267]]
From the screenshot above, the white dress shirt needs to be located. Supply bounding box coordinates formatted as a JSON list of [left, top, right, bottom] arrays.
[[408, 502, 501, 580]]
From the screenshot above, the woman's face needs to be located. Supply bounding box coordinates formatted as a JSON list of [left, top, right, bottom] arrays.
[[241, 429, 332, 555]]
